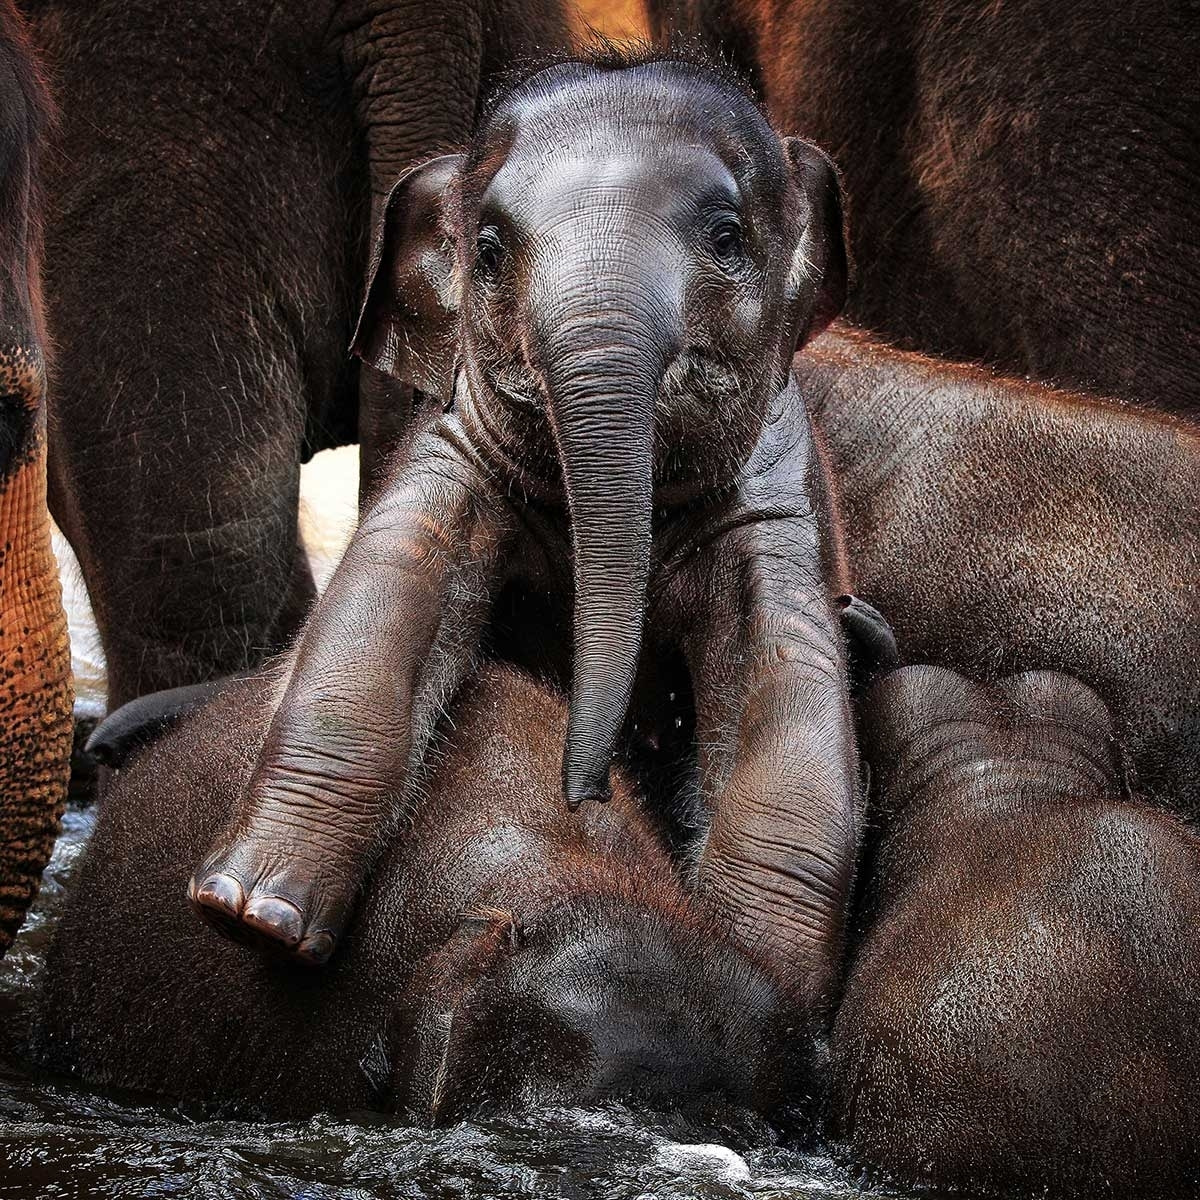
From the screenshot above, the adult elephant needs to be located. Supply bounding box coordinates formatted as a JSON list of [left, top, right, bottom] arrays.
[[23, 0, 571, 710], [650, 0, 1200, 416], [0, 0, 72, 954]]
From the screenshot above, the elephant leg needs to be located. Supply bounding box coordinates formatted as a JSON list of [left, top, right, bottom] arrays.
[[49, 422, 309, 711], [31, 0, 360, 712], [672, 511, 860, 1039], [190, 431, 509, 965]]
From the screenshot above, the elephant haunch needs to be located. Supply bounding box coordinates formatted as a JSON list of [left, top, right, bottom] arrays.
[[831, 665, 1200, 1198], [33, 664, 795, 1123], [800, 325, 1200, 820]]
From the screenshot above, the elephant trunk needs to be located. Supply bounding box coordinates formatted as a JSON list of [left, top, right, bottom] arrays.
[[0, 396, 73, 954], [0, 25, 73, 955], [538, 282, 675, 809]]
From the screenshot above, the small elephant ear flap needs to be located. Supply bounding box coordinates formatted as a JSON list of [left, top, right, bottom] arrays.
[[403, 907, 524, 1125], [84, 673, 254, 767], [837, 594, 899, 696], [350, 153, 466, 403], [782, 136, 851, 350]]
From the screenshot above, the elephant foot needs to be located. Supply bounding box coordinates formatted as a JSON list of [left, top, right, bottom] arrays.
[[187, 838, 347, 966]]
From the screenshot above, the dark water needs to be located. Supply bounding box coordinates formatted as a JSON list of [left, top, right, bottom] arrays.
[[0, 811, 908, 1200]]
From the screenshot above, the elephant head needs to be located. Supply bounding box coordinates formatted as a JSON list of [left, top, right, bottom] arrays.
[[0, 6, 72, 954], [352, 52, 847, 809], [395, 891, 794, 1125]]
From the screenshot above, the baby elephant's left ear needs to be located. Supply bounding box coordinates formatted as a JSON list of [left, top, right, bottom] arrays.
[[782, 136, 850, 347], [351, 153, 466, 402]]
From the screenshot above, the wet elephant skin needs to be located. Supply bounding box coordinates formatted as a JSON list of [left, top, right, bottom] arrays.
[[33, 664, 794, 1125], [830, 665, 1200, 1198]]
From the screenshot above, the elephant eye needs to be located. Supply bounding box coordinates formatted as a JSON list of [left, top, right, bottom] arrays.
[[709, 216, 745, 264], [476, 225, 505, 278]]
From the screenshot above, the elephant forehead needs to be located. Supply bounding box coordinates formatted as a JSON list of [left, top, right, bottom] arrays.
[[480, 143, 746, 230]]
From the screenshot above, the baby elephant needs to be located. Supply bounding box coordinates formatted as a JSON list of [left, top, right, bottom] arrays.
[[831, 666, 1200, 1198], [186, 48, 869, 1055], [35, 664, 792, 1121]]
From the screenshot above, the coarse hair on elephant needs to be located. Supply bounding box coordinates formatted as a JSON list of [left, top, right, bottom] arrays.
[[154, 49, 896, 1084], [34, 664, 798, 1125], [24, 0, 572, 715], [830, 665, 1200, 1198], [798, 325, 1199, 821], [0, 0, 71, 955], [650, 0, 1200, 416]]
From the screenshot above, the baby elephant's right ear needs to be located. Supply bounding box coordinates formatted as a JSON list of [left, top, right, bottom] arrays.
[[351, 154, 466, 402]]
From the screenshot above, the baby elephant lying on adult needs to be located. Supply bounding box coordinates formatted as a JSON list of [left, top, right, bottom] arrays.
[[36, 664, 790, 1121], [832, 666, 1200, 1197], [189, 52, 865, 1042], [801, 327, 1199, 817]]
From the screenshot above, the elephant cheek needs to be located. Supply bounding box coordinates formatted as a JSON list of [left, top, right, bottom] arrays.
[[0, 354, 73, 954]]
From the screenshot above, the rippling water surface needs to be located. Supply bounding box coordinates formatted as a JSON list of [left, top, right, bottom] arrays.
[[0, 810, 913, 1199]]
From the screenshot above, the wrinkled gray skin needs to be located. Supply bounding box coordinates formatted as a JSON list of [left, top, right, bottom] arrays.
[[24, 0, 570, 710], [34, 664, 793, 1123], [184, 55, 864, 1080], [831, 665, 1200, 1198]]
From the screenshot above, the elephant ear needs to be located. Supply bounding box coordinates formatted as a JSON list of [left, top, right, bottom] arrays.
[[838, 594, 899, 696], [400, 907, 526, 1123], [351, 153, 465, 403], [85, 674, 252, 767], [782, 136, 850, 350]]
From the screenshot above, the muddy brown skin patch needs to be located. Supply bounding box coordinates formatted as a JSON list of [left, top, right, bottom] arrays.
[[0, 407, 73, 953]]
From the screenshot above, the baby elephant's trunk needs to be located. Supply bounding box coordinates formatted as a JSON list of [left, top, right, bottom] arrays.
[[537, 272, 677, 808]]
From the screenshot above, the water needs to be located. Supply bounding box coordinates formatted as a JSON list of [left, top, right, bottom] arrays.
[[0, 811, 909, 1199]]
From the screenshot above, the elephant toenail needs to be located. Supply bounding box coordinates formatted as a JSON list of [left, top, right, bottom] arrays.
[[242, 896, 304, 948], [296, 930, 337, 966], [192, 873, 244, 918]]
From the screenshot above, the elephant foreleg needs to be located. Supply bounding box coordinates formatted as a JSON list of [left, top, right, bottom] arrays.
[[190, 422, 509, 965], [681, 526, 861, 1043]]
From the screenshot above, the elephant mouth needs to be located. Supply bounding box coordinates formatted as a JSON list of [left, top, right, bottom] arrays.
[[659, 346, 743, 408], [490, 374, 542, 413]]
